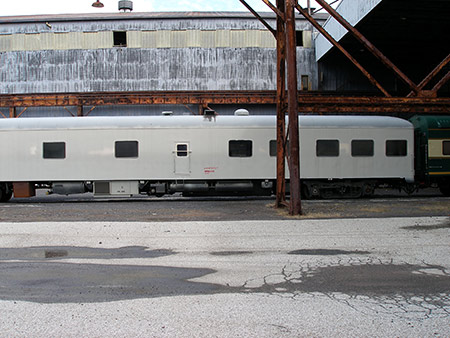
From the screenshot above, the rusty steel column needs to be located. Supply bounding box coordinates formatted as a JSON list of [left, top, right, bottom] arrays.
[[275, 0, 287, 207], [9, 107, 16, 118], [285, 0, 302, 215]]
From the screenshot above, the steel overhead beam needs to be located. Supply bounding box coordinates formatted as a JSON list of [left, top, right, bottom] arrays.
[[1, 91, 450, 114]]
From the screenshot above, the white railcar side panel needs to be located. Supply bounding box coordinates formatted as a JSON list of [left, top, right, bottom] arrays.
[[299, 127, 414, 181], [0, 127, 277, 181], [0, 115, 415, 183]]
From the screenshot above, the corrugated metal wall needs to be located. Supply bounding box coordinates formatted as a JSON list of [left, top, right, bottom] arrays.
[[0, 13, 320, 95], [0, 30, 281, 51]]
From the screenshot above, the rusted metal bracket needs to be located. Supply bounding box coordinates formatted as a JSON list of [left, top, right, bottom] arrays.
[[84, 106, 97, 116], [432, 71, 450, 95], [262, 0, 285, 20], [294, 2, 390, 97], [408, 53, 450, 97], [312, 0, 340, 14], [63, 106, 76, 117], [15, 107, 28, 118], [238, 0, 276, 36], [314, 0, 421, 96]]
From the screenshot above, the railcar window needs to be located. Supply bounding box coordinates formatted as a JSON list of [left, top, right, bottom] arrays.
[[269, 140, 277, 157], [177, 144, 188, 157], [386, 140, 407, 157], [351, 140, 374, 157], [270, 140, 290, 157], [443, 141, 450, 155], [43, 142, 66, 159], [115, 141, 138, 158], [229, 140, 252, 157], [316, 140, 339, 157]]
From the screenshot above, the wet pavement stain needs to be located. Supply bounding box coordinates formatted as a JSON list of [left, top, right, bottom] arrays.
[[210, 251, 254, 256], [0, 247, 449, 304], [44, 250, 68, 259], [288, 249, 371, 256], [401, 220, 450, 231], [0, 246, 175, 261], [0, 262, 222, 303], [262, 263, 450, 296]]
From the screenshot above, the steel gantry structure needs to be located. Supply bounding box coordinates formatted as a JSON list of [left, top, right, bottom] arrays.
[[1, 0, 449, 215], [238, 0, 450, 215]]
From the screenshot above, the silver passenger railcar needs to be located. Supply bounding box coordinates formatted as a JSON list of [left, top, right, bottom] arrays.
[[0, 114, 414, 201]]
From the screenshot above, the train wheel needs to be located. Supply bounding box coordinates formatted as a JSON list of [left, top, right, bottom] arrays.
[[301, 184, 311, 199]]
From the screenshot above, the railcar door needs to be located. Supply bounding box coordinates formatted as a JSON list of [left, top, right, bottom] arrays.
[[173, 142, 191, 175]]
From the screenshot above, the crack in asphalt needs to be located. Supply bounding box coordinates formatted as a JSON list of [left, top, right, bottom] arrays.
[[247, 258, 450, 320], [0, 246, 448, 321]]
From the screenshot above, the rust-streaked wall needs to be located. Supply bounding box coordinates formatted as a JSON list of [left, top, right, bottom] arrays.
[[0, 12, 323, 95]]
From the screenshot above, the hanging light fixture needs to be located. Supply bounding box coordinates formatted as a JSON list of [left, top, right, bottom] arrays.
[[92, 1, 104, 8]]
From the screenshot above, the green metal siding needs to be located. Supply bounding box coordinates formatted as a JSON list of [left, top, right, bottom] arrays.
[[410, 115, 450, 183]]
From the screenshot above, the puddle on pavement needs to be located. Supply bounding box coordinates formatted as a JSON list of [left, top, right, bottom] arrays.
[[288, 249, 371, 255]]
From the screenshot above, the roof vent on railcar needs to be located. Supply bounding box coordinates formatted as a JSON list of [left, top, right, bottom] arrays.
[[162, 111, 173, 116], [234, 109, 250, 116]]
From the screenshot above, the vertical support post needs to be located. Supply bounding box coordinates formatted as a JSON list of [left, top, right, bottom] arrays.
[[9, 107, 16, 118], [77, 105, 83, 117], [285, 0, 302, 215], [275, 0, 287, 207]]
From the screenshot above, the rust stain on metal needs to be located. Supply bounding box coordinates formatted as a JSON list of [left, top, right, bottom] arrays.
[[1, 91, 449, 115]]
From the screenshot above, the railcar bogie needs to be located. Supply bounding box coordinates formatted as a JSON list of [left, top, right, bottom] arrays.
[[438, 180, 450, 197], [301, 179, 378, 199], [0, 183, 12, 202]]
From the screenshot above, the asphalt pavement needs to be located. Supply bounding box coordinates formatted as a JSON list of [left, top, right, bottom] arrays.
[[0, 216, 449, 337]]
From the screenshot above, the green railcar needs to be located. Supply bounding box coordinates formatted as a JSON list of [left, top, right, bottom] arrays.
[[409, 115, 450, 196]]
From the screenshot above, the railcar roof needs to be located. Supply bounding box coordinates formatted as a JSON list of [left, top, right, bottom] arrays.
[[410, 115, 450, 130], [0, 115, 412, 130]]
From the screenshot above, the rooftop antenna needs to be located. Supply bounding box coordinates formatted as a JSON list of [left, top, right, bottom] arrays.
[[92, 1, 104, 8]]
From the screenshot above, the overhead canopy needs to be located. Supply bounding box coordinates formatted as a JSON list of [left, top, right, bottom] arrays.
[[316, 0, 450, 95]]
